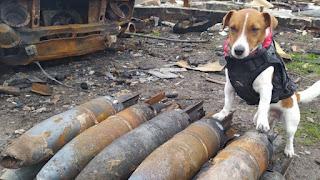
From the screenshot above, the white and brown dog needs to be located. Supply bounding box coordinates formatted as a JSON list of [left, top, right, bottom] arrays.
[[213, 8, 320, 157]]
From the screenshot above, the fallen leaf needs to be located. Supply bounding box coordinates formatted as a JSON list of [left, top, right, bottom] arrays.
[[274, 41, 292, 61], [194, 61, 225, 72], [176, 60, 191, 69], [176, 60, 225, 72]]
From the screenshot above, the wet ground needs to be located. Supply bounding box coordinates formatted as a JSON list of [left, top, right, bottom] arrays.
[[0, 27, 319, 179]]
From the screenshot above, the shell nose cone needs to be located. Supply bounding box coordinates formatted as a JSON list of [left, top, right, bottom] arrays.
[[0, 23, 20, 48]]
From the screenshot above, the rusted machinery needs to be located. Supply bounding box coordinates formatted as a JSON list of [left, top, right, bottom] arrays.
[[36, 92, 166, 180], [76, 102, 205, 180], [0, 0, 135, 65], [195, 130, 274, 180], [129, 113, 233, 180], [0, 93, 139, 168]]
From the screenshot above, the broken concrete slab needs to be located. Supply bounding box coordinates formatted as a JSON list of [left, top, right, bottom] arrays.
[[148, 68, 187, 79], [148, 70, 178, 79]]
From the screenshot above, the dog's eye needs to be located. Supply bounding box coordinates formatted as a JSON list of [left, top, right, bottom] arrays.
[[251, 27, 260, 33], [230, 27, 238, 33]]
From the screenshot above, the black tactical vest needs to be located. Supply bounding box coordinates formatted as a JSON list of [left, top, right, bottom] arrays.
[[225, 41, 297, 105]]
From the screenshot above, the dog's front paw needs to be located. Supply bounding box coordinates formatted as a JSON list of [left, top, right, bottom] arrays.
[[212, 110, 229, 121], [284, 145, 295, 158], [256, 116, 270, 132]]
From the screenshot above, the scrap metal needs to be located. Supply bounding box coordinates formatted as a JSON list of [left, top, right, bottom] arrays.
[[0, 93, 139, 168], [76, 102, 205, 180], [129, 113, 233, 180], [31, 83, 53, 96], [196, 130, 274, 180], [36, 92, 166, 180], [0, 0, 135, 65]]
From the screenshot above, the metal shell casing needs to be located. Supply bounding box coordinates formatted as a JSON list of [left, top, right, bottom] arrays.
[[76, 109, 195, 180], [1, 95, 137, 168], [129, 118, 228, 180], [196, 131, 273, 180], [36, 103, 157, 180]]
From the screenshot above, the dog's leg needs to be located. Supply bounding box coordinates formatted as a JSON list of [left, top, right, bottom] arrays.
[[282, 95, 300, 157], [213, 69, 235, 120], [253, 66, 274, 132]]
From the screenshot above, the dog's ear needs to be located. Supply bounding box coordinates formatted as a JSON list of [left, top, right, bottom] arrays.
[[222, 10, 236, 29], [262, 12, 278, 29]]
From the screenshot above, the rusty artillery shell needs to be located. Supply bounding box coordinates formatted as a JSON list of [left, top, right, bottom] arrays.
[[36, 92, 166, 180], [0, 93, 139, 168], [129, 113, 233, 180], [76, 102, 205, 180], [196, 130, 273, 180]]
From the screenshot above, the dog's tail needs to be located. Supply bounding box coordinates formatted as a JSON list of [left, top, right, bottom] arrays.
[[298, 80, 320, 103]]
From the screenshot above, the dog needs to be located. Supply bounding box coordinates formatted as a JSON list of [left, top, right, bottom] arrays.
[[213, 8, 320, 157]]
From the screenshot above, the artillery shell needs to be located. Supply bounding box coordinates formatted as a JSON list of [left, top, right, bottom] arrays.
[[129, 114, 233, 180], [76, 102, 205, 180], [36, 96, 164, 179], [1, 94, 139, 168], [196, 130, 273, 180]]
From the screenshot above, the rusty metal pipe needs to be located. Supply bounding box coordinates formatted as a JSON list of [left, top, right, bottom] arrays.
[[0, 162, 46, 180], [129, 113, 233, 180], [195, 131, 273, 180], [76, 102, 205, 180], [36, 92, 166, 180], [0, 93, 140, 168]]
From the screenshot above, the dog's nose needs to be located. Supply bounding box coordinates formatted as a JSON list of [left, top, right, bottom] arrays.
[[234, 46, 245, 56]]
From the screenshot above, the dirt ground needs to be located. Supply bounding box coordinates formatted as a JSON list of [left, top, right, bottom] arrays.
[[0, 26, 319, 179]]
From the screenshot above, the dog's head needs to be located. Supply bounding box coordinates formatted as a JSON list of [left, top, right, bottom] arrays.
[[223, 9, 278, 59]]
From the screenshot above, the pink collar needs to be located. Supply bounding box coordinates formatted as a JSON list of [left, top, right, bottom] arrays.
[[223, 28, 273, 57]]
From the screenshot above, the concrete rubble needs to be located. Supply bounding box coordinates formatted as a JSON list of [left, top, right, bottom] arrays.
[[134, 0, 320, 30]]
